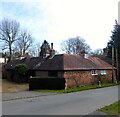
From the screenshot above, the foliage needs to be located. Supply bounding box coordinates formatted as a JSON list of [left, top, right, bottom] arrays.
[[91, 49, 103, 57], [36, 83, 118, 93], [15, 64, 28, 76], [99, 101, 120, 115], [39, 40, 50, 57], [61, 36, 91, 54], [106, 20, 120, 81]]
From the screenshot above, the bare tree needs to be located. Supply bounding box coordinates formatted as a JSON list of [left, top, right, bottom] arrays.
[[0, 18, 20, 61], [91, 49, 103, 57], [16, 30, 33, 56], [28, 42, 41, 57], [61, 36, 91, 54]]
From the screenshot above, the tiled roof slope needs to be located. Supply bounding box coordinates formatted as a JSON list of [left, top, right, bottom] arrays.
[[33, 54, 115, 70], [87, 57, 114, 69], [33, 55, 64, 70], [5, 57, 43, 70]]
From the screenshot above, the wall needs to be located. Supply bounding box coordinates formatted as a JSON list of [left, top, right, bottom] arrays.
[[35, 70, 64, 78], [64, 70, 116, 88], [6, 70, 14, 81], [35, 71, 48, 77]]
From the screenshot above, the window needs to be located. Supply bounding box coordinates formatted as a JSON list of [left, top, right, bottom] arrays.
[[101, 70, 106, 75], [48, 71, 58, 77], [91, 70, 98, 75]]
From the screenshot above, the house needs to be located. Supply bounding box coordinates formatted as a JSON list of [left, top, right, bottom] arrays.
[[33, 54, 116, 88], [3, 42, 116, 87], [4, 57, 43, 81], [3, 42, 56, 82], [0, 53, 7, 64]]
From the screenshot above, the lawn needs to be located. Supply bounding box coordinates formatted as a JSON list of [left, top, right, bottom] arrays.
[[36, 83, 118, 93], [99, 101, 120, 115]]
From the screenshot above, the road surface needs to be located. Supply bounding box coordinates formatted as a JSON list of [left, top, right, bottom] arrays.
[[2, 85, 119, 115]]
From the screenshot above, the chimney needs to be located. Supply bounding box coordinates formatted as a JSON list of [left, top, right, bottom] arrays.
[[103, 48, 108, 56], [49, 43, 55, 58], [81, 50, 88, 58], [51, 43, 53, 50], [81, 50, 85, 58]]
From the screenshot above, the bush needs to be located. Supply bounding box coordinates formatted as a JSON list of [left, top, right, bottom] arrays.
[[14, 64, 28, 83], [29, 78, 65, 90], [15, 64, 28, 76]]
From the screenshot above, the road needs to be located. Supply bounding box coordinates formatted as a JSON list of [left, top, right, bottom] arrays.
[[2, 86, 119, 115]]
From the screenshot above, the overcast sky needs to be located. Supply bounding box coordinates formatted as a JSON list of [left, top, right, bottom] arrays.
[[0, 0, 119, 53]]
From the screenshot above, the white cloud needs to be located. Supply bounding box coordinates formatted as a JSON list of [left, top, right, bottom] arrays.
[[0, 0, 119, 53]]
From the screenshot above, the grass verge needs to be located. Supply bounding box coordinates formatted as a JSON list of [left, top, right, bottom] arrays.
[[36, 83, 118, 93], [99, 101, 120, 115]]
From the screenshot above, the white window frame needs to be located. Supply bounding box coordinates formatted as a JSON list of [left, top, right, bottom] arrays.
[[101, 70, 106, 75], [91, 70, 98, 75]]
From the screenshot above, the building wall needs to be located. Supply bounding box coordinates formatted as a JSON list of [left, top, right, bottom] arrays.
[[58, 71, 64, 78], [6, 70, 14, 81], [64, 70, 116, 88], [35, 71, 48, 77], [35, 69, 116, 88], [35, 70, 64, 78]]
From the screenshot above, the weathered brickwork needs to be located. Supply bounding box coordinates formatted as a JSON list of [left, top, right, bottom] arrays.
[[64, 70, 116, 88]]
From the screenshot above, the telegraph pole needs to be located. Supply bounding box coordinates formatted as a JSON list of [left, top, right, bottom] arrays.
[[115, 48, 119, 82], [112, 46, 114, 83]]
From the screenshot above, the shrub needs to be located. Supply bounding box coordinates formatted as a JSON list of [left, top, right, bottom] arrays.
[[14, 64, 28, 83], [15, 64, 28, 76]]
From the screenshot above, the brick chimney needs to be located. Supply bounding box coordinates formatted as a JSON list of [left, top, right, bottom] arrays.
[[103, 48, 108, 56], [49, 43, 55, 58], [51, 43, 53, 50], [81, 50, 88, 58]]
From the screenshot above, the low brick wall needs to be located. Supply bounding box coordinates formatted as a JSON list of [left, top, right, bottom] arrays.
[[29, 77, 65, 90]]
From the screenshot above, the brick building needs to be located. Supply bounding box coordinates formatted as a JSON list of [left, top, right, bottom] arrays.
[[33, 54, 116, 88]]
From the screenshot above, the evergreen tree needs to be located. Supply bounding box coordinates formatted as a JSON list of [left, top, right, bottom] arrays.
[[39, 40, 50, 57], [107, 20, 120, 81]]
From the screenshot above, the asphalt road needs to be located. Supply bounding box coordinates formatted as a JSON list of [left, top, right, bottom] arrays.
[[2, 86, 119, 115]]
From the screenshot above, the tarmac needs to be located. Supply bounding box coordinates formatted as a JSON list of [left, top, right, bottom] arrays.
[[2, 91, 111, 116]]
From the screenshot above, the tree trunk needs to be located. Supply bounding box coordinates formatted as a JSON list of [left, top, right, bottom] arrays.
[[9, 40, 12, 61]]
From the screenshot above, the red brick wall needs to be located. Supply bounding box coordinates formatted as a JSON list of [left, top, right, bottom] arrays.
[[64, 70, 116, 88]]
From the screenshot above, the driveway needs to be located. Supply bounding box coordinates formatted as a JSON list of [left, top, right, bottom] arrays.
[[2, 79, 29, 93], [2, 85, 119, 115]]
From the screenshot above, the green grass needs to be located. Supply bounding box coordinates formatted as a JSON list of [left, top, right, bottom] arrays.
[[99, 101, 120, 115], [36, 83, 118, 93]]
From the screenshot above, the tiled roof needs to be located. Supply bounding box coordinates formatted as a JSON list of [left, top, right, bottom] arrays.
[[5, 54, 115, 70], [87, 57, 114, 69], [5, 57, 43, 70], [33, 54, 115, 70]]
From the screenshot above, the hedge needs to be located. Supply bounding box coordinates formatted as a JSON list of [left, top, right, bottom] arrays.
[[29, 77, 65, 90]]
